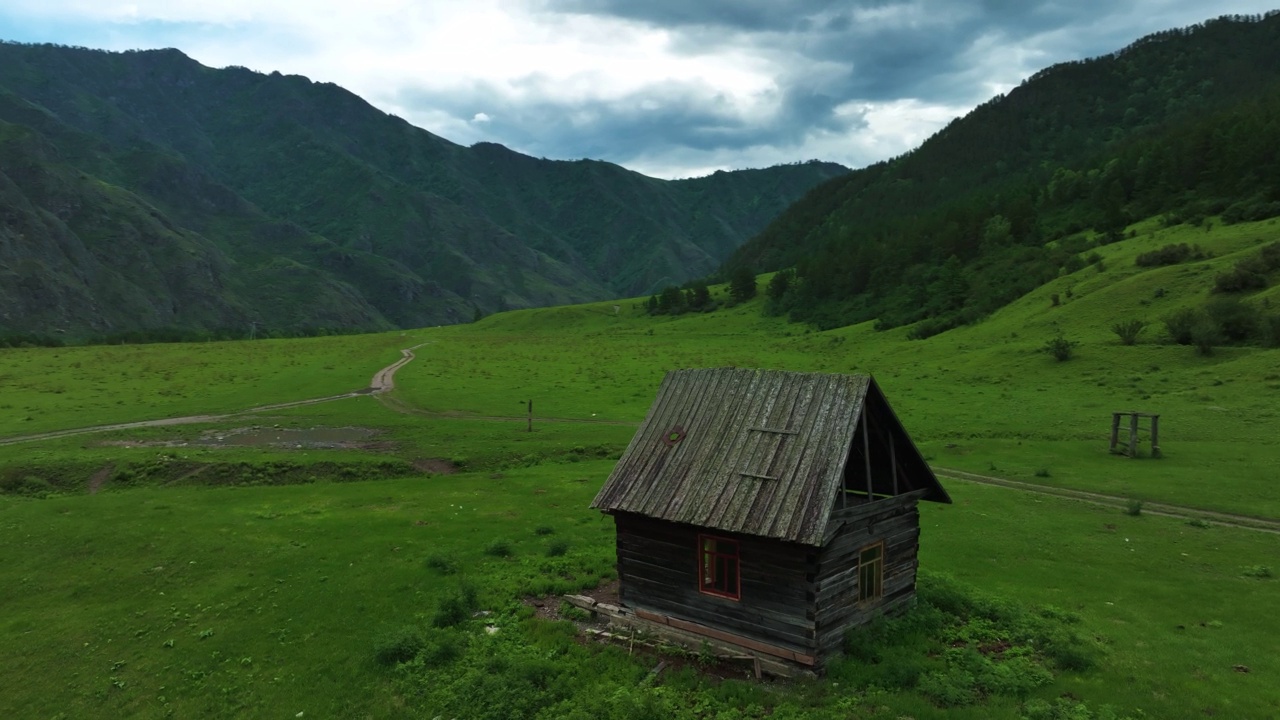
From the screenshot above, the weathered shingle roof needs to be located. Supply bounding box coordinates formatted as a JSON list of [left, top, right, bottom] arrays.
[[594, 367, 951, 546]]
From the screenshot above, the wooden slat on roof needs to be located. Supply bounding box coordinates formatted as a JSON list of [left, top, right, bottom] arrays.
[[591, 368, 872, 547]]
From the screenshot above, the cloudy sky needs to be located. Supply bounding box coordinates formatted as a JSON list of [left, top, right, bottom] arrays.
[[1, 1, 1276, 178]]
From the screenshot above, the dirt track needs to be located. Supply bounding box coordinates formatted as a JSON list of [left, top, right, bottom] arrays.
[[934, 467, 1280, 534], [4, 345, 1278, 535], [0, 343, 431, 448]]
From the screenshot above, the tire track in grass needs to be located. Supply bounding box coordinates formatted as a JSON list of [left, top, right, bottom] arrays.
[[934, 466, 1280, 535]]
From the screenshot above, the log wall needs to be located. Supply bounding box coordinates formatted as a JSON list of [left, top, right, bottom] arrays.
[[613, 512, 819, 654], [812, 491, 923, 661], [611, 490, 924, 666]]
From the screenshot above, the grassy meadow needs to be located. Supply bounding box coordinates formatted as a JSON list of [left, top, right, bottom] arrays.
[[1, 217, 1279, 718]]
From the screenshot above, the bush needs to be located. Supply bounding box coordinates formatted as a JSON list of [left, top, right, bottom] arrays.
[[1205, 296, 1260, 343], [373, 626, 425, 666], [484, 539, 513, 558], [1163, 307, 1203, 345], [907, 315, 964, 340], [425, 555, 459, 574], [1134, 243, 1204, 267], [546, 539, 570, 557], [1124, 499, 1143, 516], [1190, 317, 1223, 356], [1241, 565, 1274, 579], [1043, 334, 1077, 361], [1111, 319, 1146, 346], [1263, 314, 1280, 348], [433, 584, 479, 627], [917, 667, 978, 707], [1213, 264, 1268, 293], [533, 526, 555, 536]]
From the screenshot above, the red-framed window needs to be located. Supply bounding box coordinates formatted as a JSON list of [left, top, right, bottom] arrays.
[[697, 534, 741, 600]]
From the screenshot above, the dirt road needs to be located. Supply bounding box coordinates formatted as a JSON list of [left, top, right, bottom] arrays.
[[0, 343, 431, 447], [934, 466, 1280, 534]]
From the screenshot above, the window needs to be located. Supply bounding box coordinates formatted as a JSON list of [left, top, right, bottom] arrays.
[[858, 543, 884, 603], [697, 535, 740, 600]]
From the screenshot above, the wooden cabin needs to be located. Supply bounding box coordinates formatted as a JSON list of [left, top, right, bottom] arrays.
[[590, 368, 951, 669]]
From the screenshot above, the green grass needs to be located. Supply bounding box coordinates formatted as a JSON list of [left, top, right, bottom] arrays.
[[1, 216, 1279, 717], [0, 332, 417, 436]]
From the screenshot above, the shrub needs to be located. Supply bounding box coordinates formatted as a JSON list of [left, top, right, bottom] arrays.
[[1190, 317, 1223, 356], [1241, 565, 1274, 579], [1134, 243, 1203, 267], [907, 315, 963, 340], [533, 526, 555, 536], [1124, 499, 1143, 516], [483, 539, 513, 558], [433, 584, 479, 627], [425, 555, 459, 574], [917, 667, 978, 707], [1034, 468, 1051, 478], [1205, 296, 1260, 343], [1111, 319, 1146, 346], [1043, 334, 1077, 361], [1263, 314, 1280, 348], [1213, 264, 1268, 293], [546, 539, 570, 557], [373, 626, 425, 666], [1163, 307, 1203, 345]]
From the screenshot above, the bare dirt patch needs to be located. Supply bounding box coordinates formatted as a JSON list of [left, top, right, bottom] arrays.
[[412, 458, 458, 474], [87, 464, 114, 494]]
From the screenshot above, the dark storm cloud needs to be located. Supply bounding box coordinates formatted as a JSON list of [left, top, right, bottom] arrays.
[[548, 0, 1219, 103], [395, 77, 867, 167]]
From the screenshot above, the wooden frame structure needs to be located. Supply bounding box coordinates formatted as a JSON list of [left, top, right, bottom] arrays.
[[1109, 411, 1161, 458]]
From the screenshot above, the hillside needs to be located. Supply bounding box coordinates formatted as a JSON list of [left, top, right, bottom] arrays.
[[0, 42, 846, 338], [727, 12, 1280, 332], [1, 212, 1278, 719]]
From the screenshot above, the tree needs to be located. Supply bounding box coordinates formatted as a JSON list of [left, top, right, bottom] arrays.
[[687, 281, 712, 310], [729, 266, 758, 303], [766, 269, 795, 301], [656, 286, 685, 314]]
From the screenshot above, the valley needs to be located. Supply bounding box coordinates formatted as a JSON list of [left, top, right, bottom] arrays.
[[2, 216, 1278, 718]]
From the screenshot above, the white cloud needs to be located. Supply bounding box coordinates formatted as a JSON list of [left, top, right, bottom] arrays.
[[2, 0, 1278, 178]]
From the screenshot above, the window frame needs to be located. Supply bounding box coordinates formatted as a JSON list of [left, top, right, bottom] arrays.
[[857, 541, 885, 604], [696, 533, 742, 601]]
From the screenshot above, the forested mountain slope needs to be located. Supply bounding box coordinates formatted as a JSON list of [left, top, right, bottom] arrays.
[[727, 12, 1280, 332], [0, 42, 845, 338]]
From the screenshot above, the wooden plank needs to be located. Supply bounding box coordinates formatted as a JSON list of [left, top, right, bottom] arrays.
[[635, 609, 817, 666]]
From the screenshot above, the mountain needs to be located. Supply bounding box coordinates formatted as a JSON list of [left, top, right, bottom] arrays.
[[726, 12, 1280, 332], [0, 42, 846, 338]]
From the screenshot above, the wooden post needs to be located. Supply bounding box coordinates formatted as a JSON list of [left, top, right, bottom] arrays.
[[1150, 415, 1161, 458], [889, 431, 898, 496], [862, 410, 873, 501], [527, 399, 533, 433], [1128, 412, 1139, 458], [1109, 413, 1121, 454]]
